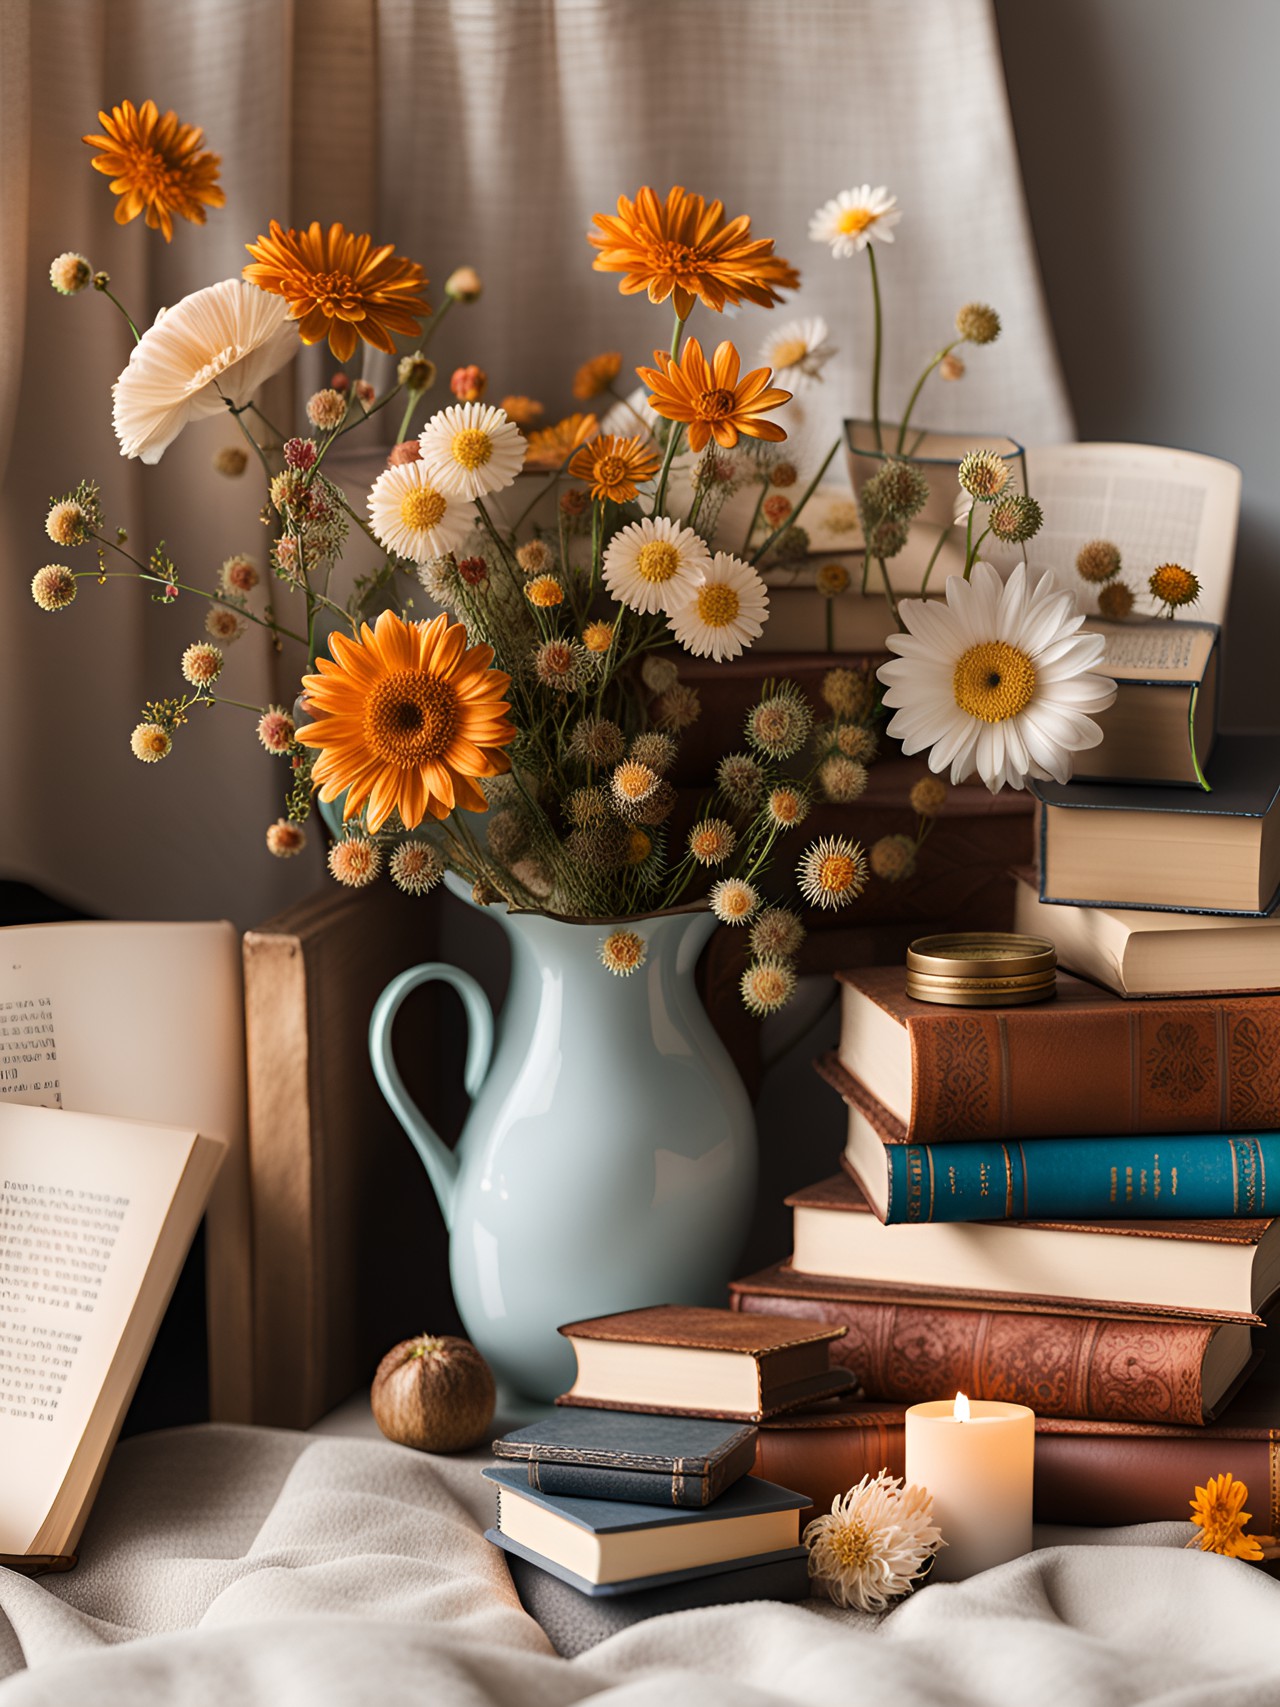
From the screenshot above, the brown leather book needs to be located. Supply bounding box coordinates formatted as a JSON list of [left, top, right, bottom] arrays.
[[751, 1360, 1280, 1528], [557, 1304, 856, 1422], [729, 1261, 1255, 1425], [838, 964, 1280, 1141]]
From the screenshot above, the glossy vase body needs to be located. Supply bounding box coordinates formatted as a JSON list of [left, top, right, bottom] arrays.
[[369, 883, 758, 1401]]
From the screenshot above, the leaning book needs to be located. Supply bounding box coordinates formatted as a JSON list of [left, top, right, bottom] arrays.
[[0, 1102, 225, 1573]]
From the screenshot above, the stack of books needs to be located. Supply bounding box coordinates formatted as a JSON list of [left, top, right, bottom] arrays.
[[483, 1305, 856, 1652], [730, 931, 1280, 1524]]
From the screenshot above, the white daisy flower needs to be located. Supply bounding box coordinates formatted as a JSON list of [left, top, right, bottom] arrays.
[[367, 460, 474, 564], [418, 402, 527, 499], [759, 316, 836, 386], [113, 279, 300, 464], [809, 185, 902, 257], [666, 551, 769, 661], [602, 516, 710, 616], [804, 1472, 943, 1613], [877, 561, 1118, 794]]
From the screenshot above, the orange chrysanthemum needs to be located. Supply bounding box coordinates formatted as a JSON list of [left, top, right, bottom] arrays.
[[573, 352, 623, 400], [296, 609, 515, 832], [82, 99, 225, 241], [589, 186, 799, 320], [524, 413, 600, 471], [639, 338, 791, 454], [243, 220, 430, 362], [567, 434, 661, 504]]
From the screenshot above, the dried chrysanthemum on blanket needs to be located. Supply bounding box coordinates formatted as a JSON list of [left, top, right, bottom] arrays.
[[1185, 1472, 1279, 1562], [803, 1470, 944, 1612]]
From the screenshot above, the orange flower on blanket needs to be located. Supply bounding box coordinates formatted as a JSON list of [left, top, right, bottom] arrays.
[[1187, 1473, 1266, 1561], [524, 413, 600, 471], [244, 221, 430, 361], [639, 338, 791, 453], [82, 99, 225, 240], [589, 186, 799, 319], [296, 610, 515, 831], [567, 434, 661, 504]]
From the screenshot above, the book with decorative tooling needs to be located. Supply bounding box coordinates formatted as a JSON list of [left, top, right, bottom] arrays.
[[555, 1304, 855, 1421], [819, 1052, 1280, 1225], [836, 964, 1280, 1142], [729, 1259, 1254, 1425], [492, 1409, 758, 1507]]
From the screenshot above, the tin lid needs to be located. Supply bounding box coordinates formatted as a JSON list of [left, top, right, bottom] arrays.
[[906, 931, 1057, 980], [905, 974, 1058, 1008]]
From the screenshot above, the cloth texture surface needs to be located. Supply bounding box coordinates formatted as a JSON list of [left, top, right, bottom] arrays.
[[0, 0, 1069, 925], [2, 1422, 1278, 1705]]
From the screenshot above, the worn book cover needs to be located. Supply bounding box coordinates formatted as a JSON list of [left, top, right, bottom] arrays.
[[493, 1410, 757, 1507]]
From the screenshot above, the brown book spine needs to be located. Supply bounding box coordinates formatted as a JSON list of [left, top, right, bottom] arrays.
[[732, 1286, 1216, 1424], [846, 973, 1280, 1139], [752, 1416, 1280, 1527]]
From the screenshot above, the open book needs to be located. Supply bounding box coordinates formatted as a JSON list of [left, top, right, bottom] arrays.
[[0, 923, 249, 1420], [0, 1103, 224, 1571]]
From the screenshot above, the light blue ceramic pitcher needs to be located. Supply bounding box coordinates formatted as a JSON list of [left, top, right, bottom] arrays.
[[368, 877, 757, 1401]]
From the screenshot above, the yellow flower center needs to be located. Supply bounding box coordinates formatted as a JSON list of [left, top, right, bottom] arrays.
[[650, 239, 699, 275], [827, 1516, 876, 1568], [141, 729, 168, 756], [624, 829, 652, 865], [819, 853, 859, 896], [300, 269, 363, 315], [595, 455, 628, 490], [636, 541, 681, 583], [697, 388, 738, 421], [1150, 564, 1198, 604], [450, 427, 493, 471], [770, 337, 809, 369], [604, 930, 645, 970], [837, 207, 877, 237], [952, 641, 1037, 724], [770, 790, 802, 824], [527, 576, 563, 607], [583, 622, 614, 652], [750, 966, 790, 1005], [400, 486, 448, 532], [615, 761, 657, 801], [362, 669, 458, 768], [696, 583, 741, 628]]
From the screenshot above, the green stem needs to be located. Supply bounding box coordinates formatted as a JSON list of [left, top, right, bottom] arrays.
[[896, 340, 961, 454], [509, 468, 563, 535], [88, 542, 310, 646], [919, 522, 955, 596], [739, 478, 769, 556], [420, 293, 454, 352], [396, 390, 422, 444], [867, 245, 885, 455], [94, 282, 140, 342], [749, 438, 840, 566], [875, 556, 901, 628], [220, 395, 273, 480]]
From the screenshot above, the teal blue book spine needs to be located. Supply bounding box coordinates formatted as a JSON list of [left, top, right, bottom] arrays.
[[884, 1133, 1280, 1223]]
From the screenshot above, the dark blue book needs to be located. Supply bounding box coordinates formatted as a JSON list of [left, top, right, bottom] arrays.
[[492, 1410, 757, 1507], [482, 1465, 808, 1596], [503, 1547, 811, 1654]]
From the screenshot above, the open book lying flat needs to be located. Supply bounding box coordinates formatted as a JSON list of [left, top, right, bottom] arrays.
[[0, 1103, 224, 1572]]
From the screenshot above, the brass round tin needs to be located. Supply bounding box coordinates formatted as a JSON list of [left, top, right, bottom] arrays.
[[904, 931, 1057, 1007]]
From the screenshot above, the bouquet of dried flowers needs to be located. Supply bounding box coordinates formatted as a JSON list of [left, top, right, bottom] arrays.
[[37, 102, 881, 1011]]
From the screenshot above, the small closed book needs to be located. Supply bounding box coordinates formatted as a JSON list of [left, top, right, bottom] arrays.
[[1035, 733, 1280, 915], [483, 1464, 808, 1595], [556, 1304, 855, 1421], [493, 1409, 758, 1507], [1073, 619, 1219, 787]]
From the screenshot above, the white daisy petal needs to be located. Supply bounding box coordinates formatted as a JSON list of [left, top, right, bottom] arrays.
[[418, 402, 527, 499], [809, 185, 903, 258], [367, 461, 474, 563], [759, 316, 836, 388], [667, 552, 769, 662], [603, 516, 710, 616]]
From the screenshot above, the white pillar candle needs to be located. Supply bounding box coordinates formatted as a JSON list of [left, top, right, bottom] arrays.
[[904, 1394, 1035, 1581]]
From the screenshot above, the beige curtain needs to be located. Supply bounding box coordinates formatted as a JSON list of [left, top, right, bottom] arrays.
[[0, 0, 1071, 927]]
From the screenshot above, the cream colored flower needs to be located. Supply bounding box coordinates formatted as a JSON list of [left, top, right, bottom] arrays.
[[600, 928, 647, 976], [709, 877, 760, 925], [603, 516, 710, 616], [809, 185, 901, 257], [389, 841, 445, 896], [666, 551, 769, 661], [367, 460, 473, 563], [797, 835, 868, 911], [418, 402, 527, 500], [740, 957, 797, 1016], [877, 562, 1118, 793], [804, 1472, 943, 1612], [113, 279, 299, 463], [759, 316, 835, 385]]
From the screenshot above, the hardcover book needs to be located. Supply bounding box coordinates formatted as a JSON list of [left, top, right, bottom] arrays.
[[784, 1172, 1280, 1319], [836, 964, 1280, 1142], [1072, 619, 1218, 787], [0, 1103, 226, 1573], [1012, 870, 1280, 998], [819, 1052, 1280, 1225], [1034, 733, 1280, 915], [556, 1304, 855, 1422], [482, 1465, 809, 1594], [729, 1261, 1254, 1425], [493, 1409, 757, 1507], [747, 1354, 1280, 1530]]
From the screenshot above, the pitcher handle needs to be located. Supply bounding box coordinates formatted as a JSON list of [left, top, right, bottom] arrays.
[[368, 963, 495, 1232]]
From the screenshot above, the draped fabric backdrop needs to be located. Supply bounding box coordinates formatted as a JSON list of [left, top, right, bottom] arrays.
[[0, 0, 1071, 926]]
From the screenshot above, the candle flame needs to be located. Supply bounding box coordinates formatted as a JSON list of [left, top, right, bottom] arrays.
[[953, 1391, 970, 1422]]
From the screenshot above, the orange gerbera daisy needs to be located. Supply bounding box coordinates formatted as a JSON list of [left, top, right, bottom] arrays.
[[243, 221, 430, 362], [573, 352, 623, 400], [296, 609, 515, 831], [589, 186, 799, 320], [568, 434, 661, 504], [82, 99, 225, 240], [524, 413, 600, 471], [639, 338, 791, 453]]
